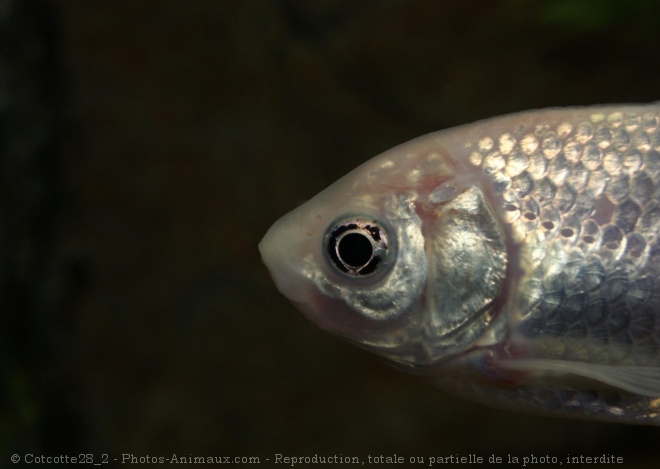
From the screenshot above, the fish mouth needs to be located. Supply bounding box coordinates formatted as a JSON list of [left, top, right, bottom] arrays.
[[259, 210, 312, 305]]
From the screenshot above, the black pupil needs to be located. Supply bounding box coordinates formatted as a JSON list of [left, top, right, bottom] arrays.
[[338, 232, 373, 267]]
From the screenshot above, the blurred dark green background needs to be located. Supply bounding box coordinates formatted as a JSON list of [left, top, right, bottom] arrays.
[[2, 0, 660, 467]]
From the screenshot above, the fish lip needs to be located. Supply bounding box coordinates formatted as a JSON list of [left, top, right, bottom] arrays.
[[259, 211, 312, 305]]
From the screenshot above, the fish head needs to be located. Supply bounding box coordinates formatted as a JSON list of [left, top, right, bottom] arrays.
[[260, 133, 508, 373]]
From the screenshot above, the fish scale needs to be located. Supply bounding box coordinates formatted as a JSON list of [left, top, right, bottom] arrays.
[[469, 112, 660, 364], [260, 103, 660, 425]]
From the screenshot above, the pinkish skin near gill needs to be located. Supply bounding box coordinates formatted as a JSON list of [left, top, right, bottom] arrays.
[[260, 103, 660, 425]]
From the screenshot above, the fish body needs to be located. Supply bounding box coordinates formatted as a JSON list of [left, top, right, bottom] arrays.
[[259, 104, 660, 425]]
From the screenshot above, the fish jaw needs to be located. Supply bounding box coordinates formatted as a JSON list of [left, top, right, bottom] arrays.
[[259, 208, 314, 306]]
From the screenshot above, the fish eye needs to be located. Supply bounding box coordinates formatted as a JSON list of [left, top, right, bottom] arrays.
[[324, 216, 393, 278]]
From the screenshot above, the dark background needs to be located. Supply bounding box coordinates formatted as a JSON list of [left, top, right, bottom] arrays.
[[3, 0, 660, 467]]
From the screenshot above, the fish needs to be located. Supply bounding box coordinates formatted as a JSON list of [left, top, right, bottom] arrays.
[[259, 103, 660, 425]]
